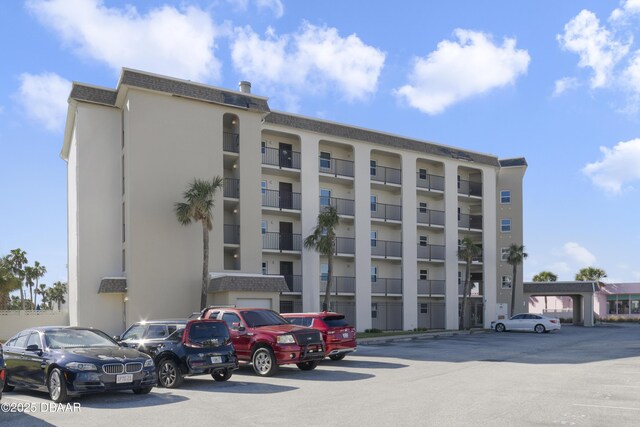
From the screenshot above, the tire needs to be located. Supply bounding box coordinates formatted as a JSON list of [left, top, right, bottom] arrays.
[[252, 347, 278, 377], [495, 323, 506, 333], [157, 359, 183, 388], [329, 353, 346, 361], [2, 377, 15, 392], [296, 361, 318, 371], [48, 369, 70, 403], [534, 324, 546, 334], [133, 386, 153, 395], [211, 369, 232, 382]]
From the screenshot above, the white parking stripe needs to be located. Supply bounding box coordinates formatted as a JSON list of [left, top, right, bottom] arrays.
[[573, 404, 640, 411]]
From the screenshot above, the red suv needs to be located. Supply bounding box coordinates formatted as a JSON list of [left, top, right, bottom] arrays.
[[199, 307, 324, 377], [281, 312, 356, 361]]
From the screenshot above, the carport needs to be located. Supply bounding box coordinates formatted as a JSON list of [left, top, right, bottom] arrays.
[[523, 281, 598, 326]]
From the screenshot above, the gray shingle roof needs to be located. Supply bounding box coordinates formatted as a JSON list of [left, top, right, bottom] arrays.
[[69, 84, 118, 107], [208, 275, 288, 293], [98, 277, 127, 294]]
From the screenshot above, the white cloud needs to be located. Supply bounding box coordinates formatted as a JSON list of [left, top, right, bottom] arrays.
[[610, 0, 640, 23], [17, 72, 70, 132], [623, 51, 640, 92], [230, 23, 385, 102], [562, 242, 597, 266], [557, 10, 630, 89], [228, 0, 284, 18], [553, 77, 579, 96], [394, 29, 530, 115], [27, 0, 220, 81], [583, 138, 640, 193]]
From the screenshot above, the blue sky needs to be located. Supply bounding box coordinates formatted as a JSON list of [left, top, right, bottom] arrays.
[[1, 0, 639, 289]]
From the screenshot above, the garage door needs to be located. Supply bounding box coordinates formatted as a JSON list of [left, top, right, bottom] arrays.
[[236, 298, 272, 309]]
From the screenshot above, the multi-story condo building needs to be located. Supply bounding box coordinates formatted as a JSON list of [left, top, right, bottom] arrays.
[[61, 69, 526, 335]]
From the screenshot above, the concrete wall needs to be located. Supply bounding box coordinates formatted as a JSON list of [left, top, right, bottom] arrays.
[[0, 311, 70, 341]]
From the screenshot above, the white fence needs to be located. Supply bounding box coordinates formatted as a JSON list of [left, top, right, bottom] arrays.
[[0, 310, 69, 341]]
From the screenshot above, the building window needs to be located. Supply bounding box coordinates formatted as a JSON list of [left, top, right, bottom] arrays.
[[458, 271, 462, 285], [320, 151, 331, 169], [370, 160, 377, 176], [501, 248, 509, 261], [457, 207, 461, 221], [261, 262, 267, 275], [122, 202, 125, 243], [419, 235, 428, 247], [501, 219, 512, 233], [419, 168, 427, 180], [370, 195, 377, 212], [501, 275, 512, 289], [419, 269, 428, 281], [321, 264, 328, 281], [458, 239, 462, 250], [500, 190, 511, 204], [280, 300, 293, 313], [320, 188, 331, 207], [370, 231, 377, 247], [457, 175, 461, 189], [261, 141, 266, 154], [371, 303, 378, 318], [371, 266, 377, 282], [419, 202, 428, 213], [420, 303, 429, 314], [261, 180, 267, 195], [261, 220, 267, 234]]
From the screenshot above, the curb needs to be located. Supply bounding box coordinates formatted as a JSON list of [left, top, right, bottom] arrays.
[[357, 329, 488, 345]]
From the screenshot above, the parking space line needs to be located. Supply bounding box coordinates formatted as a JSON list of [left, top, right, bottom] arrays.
[[573, 404, 640, 411]]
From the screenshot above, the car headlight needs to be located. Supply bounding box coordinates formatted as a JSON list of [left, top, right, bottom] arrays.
[[276, 334, 296, 344], [66, 362, 98, 371], [144, 358, 154, 367]]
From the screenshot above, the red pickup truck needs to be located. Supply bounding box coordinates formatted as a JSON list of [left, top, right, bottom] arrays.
[[199, 307, 324, 377]]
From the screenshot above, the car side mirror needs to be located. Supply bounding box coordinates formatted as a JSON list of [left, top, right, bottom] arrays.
[[26, 344, 43, 356], [232, 322, 245, 332], [113, 335, 121, 341]]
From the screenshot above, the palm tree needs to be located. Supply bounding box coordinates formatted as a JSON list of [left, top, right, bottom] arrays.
[[35, 283, 48, 310], [506, 244, 528, 317], [0, 257, 21, 310], [175, 176, 224, 310], [31, 261, 47, 306], [49, 281, 67, 311], [532, 271, 558, 311], [457, 237, 482, 330], [6, 248, 28, 310], [24, 265, 35, 309], [575, 267, 607, 287], [304, 206, 340, 311]]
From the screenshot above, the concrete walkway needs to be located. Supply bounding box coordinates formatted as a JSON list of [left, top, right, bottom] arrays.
[[357, 328, 487, 345]]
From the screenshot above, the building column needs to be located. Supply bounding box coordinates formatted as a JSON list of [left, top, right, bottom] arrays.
[[481, 168, 497, 328], [402, 153, 418, 330], [443, 160, 459, 330], [354, 144, 372, 331], [301, 135, 320, 312]]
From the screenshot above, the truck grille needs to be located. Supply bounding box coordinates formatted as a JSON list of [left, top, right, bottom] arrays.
[[294, 331, 322, 345]]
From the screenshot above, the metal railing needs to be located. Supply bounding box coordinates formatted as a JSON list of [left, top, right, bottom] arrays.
[[319, 157, 354, 178], [223, 178, 239, 199], [223, 224, 240, 244], [458, 214, 483, 230], [320, 276, 356, 294], [262, 232, 302, 251], [262, 146, 301, 170], [370, 165, 402, 185], [371, 202, 402, 221], [458, 282, 484, 296], [334, 237, 355, 255], [416, 172, 445, 191], [223, 132, 239, 153], [417, 280, 446, 295], [371, 278, 403, 295], [416, 208, 445, 227], [416, 244, 445, 261], [320, 196, 355, 216], [262, 189, 302, 210], [282, 275, 302, 293], [458, 179, 482, 197], [371, 240, 402, 258]]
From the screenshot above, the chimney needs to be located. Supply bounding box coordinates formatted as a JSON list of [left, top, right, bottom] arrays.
[[239, 81, 251, 94]]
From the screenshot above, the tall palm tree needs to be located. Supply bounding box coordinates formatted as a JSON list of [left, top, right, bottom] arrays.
[[24, 265, 36, 309], [7, 248, 28, 310], [31, 261, 47, 306], [457, 237, 482, 330], [304, 206, 340, 311], [507, 244, 528, 317], [175, 176, 224, 310], [35, 283, 48, 310], [49, 281, 67, 311], [575, 267, 607, 287], [532, 271, 558, 311]]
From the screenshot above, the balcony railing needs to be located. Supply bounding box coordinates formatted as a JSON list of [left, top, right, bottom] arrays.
[[371, 240, 402, 258], [262, 189, 301, 210], [458, 214, 483, 230], [371, 202, 402, 221], [371, 278, 403, 295], [320, 276, 355, 294], [320, 196, 355, 216], [416, 208, 445, 227], [371, 165, 402, 185], [282, 275, 302, 293], [223, 178, 239, 199], [223, 224, 240, 244], [223, 132, 239, 153], [416, 244, 445, 261], [458, 282, 484, 295], [416, 173, 445, 192], [335, 237, 355, 255], [417, 279, 446, 295], [262, 146, 301, 170], [458, 179, 482, 197], [319, 157, 354, 178], [262, 232, 302, 252]]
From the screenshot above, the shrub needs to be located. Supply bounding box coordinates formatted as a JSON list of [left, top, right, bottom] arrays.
[[364, 328, 382, 333]]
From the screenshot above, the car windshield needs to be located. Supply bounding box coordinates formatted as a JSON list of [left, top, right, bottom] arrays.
[[323, 315, 349, 328], [121, 324, 146, 340], [241, 310, 288, 327], [44, 329, 118, 349], [188, 322, 230, 346]]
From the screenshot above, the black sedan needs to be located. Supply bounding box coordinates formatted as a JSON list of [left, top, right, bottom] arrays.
[[2, 327, 156, 403], [0, 344, 6, 401]]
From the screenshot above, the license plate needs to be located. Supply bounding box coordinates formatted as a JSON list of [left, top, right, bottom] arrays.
[[210, 356, 222, 364], [343, 332, 349, 338], [116, 374, 133, 384]]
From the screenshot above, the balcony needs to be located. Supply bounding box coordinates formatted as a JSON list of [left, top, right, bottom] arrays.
[[335, 237, 355, 255], [371, 278, 403, 295], [371, 202, 402, 222], [282, 275, 302, 293], [223, 132, 239, 153], [262, 232, 302, 252], [371, 165, 402, 185], [223, 224, 240, 245], [223, 178, 239, 199], [320, 276, 355, 294], [458, 179, 482, 197], [262, 189, 301, 211], [416, 172, 444, 192], [416, 208, 445, 227], [371, 239, 402, 258], [320, 196, 355, 217], [458, 282, 484, 296], [319, 157, 354, 178], [417, 244, 445, 261], [458, 214, 482, 231], [262, 147, 301, 170], [417, 279, 446, 295]]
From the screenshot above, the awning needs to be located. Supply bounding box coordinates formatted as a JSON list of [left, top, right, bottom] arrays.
[[208, 274, 288, 293], [98, 277, 127, 294]]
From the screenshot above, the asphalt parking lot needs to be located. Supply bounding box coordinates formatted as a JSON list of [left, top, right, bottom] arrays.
[[2, 324, 640, 426]]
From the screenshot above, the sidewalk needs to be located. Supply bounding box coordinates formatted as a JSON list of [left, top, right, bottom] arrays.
[[357, 328, 488, 345]]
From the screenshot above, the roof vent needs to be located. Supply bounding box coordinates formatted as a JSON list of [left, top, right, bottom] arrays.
[[239, 81, 251, 94]]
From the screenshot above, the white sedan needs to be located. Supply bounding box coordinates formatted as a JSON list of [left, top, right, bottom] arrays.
[[491, 313, 561, 334]]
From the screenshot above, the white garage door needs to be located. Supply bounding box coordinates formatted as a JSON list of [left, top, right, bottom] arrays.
[[236, 298, 272, 309]]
